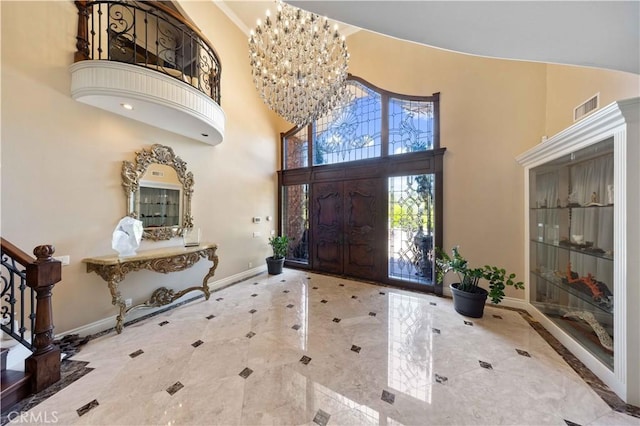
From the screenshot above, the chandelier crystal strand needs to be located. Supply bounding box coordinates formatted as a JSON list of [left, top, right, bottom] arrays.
[[249, 0, 350, 126]]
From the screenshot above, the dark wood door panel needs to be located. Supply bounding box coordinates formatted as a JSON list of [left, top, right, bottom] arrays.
[[343, 179, 381, 281], [312, 182, 343, 274]]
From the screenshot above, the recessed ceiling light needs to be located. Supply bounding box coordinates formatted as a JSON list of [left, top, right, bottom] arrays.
[[121, 103, 134, 110]]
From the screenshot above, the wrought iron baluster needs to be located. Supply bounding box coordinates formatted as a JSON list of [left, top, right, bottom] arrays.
[[144, 11, 148, 66]]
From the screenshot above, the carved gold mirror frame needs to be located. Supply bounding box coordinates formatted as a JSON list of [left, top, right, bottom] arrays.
[[122, 144, 194, 240]]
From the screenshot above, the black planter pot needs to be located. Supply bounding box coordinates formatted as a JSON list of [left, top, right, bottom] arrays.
[[266, 257, 285, 275], [450, 283, 488, 318]]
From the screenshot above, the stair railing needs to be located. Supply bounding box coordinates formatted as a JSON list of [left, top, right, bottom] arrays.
[[1, 238, 62, 392]]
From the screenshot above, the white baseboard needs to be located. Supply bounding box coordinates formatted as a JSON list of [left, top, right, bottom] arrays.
[[497, 296, 531, 312], [57, 265, 266, 338]]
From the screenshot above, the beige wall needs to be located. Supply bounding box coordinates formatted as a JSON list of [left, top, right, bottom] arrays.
[[544, 64, 640, 137], [1, 1, 282, 333]]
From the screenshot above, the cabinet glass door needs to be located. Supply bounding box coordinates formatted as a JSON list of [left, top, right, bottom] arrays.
[[529, 138, 614, 369]]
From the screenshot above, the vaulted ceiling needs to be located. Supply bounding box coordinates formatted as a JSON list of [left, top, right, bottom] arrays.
[[218, 1, 639, 75]]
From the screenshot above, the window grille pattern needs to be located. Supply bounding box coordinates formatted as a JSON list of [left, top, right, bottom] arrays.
[[284, 127, 308, 169], [389, 98, 435, 155], [283, 185, 309, 263], [313, 81, 382, 165], [388, 174, 435, 284]]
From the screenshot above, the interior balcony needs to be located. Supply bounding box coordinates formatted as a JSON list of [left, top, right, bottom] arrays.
[[70, 0, 225, 145]]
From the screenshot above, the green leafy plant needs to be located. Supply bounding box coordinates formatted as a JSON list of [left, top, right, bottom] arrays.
[[268, 235, 290, 260], [436, 246, 524, 304]]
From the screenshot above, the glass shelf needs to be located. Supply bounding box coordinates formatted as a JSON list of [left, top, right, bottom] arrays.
[[531, 270, 613, 315], [531, 204, 613, 211], [531, 239, 613, 261]]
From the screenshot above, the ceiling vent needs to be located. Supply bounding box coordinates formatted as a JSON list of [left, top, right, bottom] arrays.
[[574, 93, 599, 122]]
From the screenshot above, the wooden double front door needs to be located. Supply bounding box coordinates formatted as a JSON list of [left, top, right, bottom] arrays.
[[311, 178, 384, 281]]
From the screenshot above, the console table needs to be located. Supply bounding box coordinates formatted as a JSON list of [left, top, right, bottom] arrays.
[[83, 243, 218, 334]]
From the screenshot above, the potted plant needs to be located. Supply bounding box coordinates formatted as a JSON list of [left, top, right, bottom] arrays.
[[436, 246, 524, 318], [266, 235, 290, 275]]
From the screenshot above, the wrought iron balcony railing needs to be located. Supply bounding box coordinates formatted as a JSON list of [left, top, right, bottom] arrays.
[[74, 0, 221, 104]]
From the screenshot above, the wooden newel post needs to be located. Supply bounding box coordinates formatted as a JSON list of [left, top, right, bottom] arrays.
[[25, 245, 62, 393], [74, 0, 90, 62]]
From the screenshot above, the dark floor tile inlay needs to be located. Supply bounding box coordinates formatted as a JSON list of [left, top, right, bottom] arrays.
[[206, 314, 215, 320], [129, 349, 144, 358], [379, 291, 386, 295], [253, 282, 259, 285], [249, 309, 257, 314], [564, 420, 582, 426], [307, 277, 312, 280], [166, 381, 184, 395], [300, 355, 312, 365], [435, 374, 448, 384], [321, 299, 328, 304], [339, 283, 344, 287], [351, 295, 358, 299], [332, 318, 341, 323], [464, 320, 473, 326], [158, 321, 169, 327], [246, 331, 256, 339], [292, 324, 301, 330], [430, 302, 437, 306], [493, 315, 503, 319], [76, 399, 99, 417], [516, 348, 531, 357], [369, 312, 377, 317], [313, 409, 331, 426], [216, 297, 224, 301], [239, 367, 253, 379], [287, 304, 294, 308], [351, 345, 361, 353], [281, 280, 286, 282], [479, 360, 493, 370], [251, 294, 258, 297], [191, 340, 204, 348], [312, 286, 318, 289], [283, 290, 290, 293], [432, 328, 441, 334], [381, 390, 395, 404]]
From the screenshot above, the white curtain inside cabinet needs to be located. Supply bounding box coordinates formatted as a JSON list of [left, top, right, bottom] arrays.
[[535, 155, 614, 321], [535, 171, 561, 302], [569, 155, 614, 311]]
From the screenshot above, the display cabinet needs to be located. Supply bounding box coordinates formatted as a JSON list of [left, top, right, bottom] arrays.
[[138, 186, 182, 228], [529, 140, 614, 368], [517, 98, 639, 406]]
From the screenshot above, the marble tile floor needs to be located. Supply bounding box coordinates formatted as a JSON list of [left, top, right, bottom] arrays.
[[5, 269, 640, 426]]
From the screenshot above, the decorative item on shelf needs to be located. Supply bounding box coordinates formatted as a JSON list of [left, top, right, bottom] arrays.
[[111, 216, 143, 256], [248, 0, 350, 126], [436, 246, 524, 318], [607, 184, 614, 204], [567, 191, 580, 207], [562, 262, 613, 307], [563, 311, 613, 351], [586, 191, 606, 206], [266, 235, 291, 275]]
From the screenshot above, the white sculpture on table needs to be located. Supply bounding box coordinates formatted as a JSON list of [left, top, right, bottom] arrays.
[[112, 216, 143, 256]]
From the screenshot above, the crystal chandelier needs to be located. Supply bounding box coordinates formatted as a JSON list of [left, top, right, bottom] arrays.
[[249, 0, 350, 126]]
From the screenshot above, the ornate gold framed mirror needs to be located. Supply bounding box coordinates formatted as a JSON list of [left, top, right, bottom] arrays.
[[122, 144, 194, 240]]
